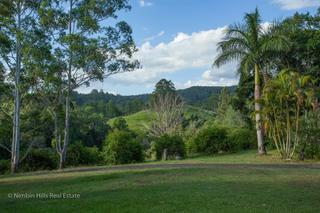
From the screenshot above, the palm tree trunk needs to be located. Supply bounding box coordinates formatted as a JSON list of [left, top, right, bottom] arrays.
[[254, 64, 266, 155]]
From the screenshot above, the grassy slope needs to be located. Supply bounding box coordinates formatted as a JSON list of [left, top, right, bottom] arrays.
[[108, 105, 214, 133], [108, 110, 157, 133], [1, 151, 319, 212]]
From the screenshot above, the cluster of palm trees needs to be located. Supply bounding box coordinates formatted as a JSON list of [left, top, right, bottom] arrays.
[[213, 8, 317, 158]]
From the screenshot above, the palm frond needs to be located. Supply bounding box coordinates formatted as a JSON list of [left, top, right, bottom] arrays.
[[213, 50, 246, 68]]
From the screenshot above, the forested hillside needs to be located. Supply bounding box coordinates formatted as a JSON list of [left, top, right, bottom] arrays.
[[73, 85, 237, 115]]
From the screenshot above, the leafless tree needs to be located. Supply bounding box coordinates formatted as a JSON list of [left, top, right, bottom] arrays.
[[147, 93, 184, 137]]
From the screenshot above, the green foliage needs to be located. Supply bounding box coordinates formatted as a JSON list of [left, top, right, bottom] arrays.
[[215, 105, 247, 128], [103, 130, 144, 165], [188, 125, 255, 154], [70, 106, 109, 148], [188, 126, 229, 154], [228, 128, 257, 151], [66, 142, 103, 166], [152, 134, 185, 160], [153, 79, 176, 96], [298, 111, 320, 160], [0, 159, 10, 174], [215, 87, 247, 128], [263, 70, 316, 159], [151, 134, 185, 160], [280, 11, 320, 84], [216, 87, 231, 116], [20, 149, 58, 172], [112, 117, 129, 131]]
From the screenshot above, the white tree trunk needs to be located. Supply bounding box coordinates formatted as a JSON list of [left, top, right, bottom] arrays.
[[254, 64, 266, 155], [11, 2, 22, 173], [59, 0, 73, 169]]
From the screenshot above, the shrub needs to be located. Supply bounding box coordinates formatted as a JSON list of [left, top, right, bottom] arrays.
[[303, 142, 320, 160], [153, 134, 185, 160], [0, 159, 10, 174], [188, 125, 257, 155], [297, 111, 320, 160], [188, 126, 228, 154], [66, 142, 103, 166], [20, 149, 58, 172], [227, 128, 256, 152], [112, 117, 129, 131], [103, 130, 144, 164]]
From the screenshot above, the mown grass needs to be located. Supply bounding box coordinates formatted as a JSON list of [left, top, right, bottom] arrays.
[[164, 150, 320, 164], [1, 164, 319, 213]]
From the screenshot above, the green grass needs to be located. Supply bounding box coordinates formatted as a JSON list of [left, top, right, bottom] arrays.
[[108, 105, 214, 133], [1, 166, 319, 213], [1, 150, 319, 212], [108, 110, 157, 133], [163, 150, 320, 164]]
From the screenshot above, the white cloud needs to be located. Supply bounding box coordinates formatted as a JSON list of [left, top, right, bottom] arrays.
[[108, 26, 238, 89], [139, 0, 153, 7], [273, 0, 320, 10], [176, 65, 239, 89], [143, 31, 165, 42]]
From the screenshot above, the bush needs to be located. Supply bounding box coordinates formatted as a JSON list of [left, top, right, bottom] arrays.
[[188, 126, 228, 154], [103, 130, 144, 164], [153, 134, 185, 160], [227, 128, 256, 152], [303, 142, 320, 160], [66, 142, 103, 166], [0, 159, 10, 174], [297, 111, 320, 160], [112, 117, 129, 131], [188, 125, 257, 155], [20, 149, 58, 172]]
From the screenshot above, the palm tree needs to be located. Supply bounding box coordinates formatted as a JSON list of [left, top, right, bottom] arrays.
[[213, 8, 289, 155], [263, 70, 315, 159]]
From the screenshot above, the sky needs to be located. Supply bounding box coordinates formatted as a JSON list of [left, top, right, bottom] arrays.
[[78, 0, 320, 95]]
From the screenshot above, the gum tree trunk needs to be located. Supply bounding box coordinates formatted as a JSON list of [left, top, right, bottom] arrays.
[[59, 0, 73, 169], [11, 2, 22, 173]]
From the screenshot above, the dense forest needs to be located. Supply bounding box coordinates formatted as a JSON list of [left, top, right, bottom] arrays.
[[73, 85, 237, 114]]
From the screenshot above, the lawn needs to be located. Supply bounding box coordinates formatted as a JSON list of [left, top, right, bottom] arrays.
[[1, 160, 319, 212]]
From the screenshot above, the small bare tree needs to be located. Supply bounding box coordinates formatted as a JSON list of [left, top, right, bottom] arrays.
[[147, 93, 184, 137]]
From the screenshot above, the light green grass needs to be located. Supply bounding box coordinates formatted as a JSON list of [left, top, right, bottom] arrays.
[[163, 150, 320, 164], [108, 105, 214, 133], [108, 110, 156, 133], [1, 166, 319, 213]]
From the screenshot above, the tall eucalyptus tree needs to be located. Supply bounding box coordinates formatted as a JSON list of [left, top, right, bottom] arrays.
[[39, 0, 139, 169], [0, 0, 49, 173]]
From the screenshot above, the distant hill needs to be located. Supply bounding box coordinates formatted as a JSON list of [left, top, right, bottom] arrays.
[[73, 85, 237, 108], [108, 105, 215, 133], [177, 86, 237, 106]]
